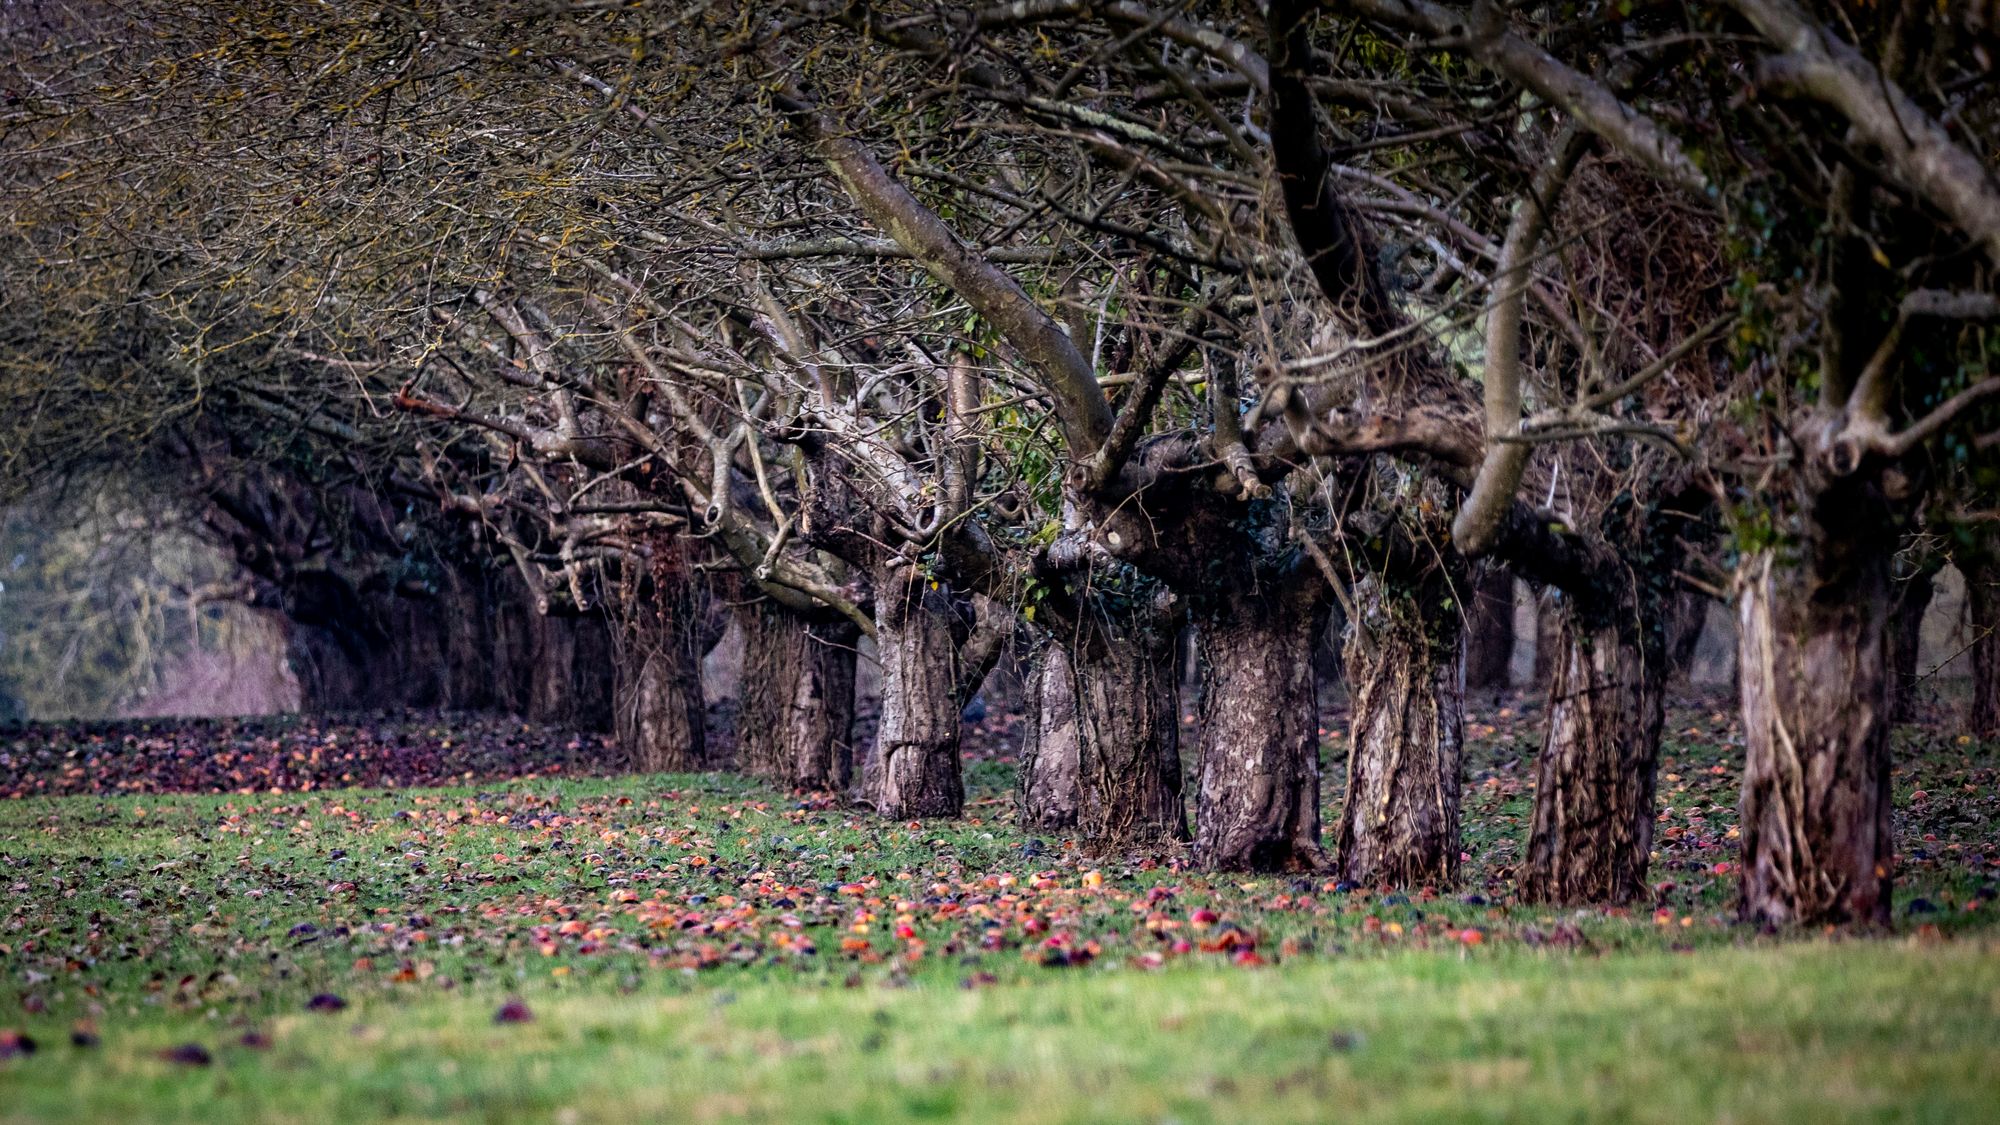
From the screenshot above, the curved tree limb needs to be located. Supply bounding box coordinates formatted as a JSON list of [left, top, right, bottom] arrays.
[[768, 81, 1115, 458], [1452, 126, 1589, 555], [1733, 0, 2000, 267], [1337, 0, 1712, 199], [1268, 0, 1402, 339]]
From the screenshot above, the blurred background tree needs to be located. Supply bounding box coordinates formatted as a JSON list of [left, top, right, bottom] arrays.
[[0, 484, 296, 721]]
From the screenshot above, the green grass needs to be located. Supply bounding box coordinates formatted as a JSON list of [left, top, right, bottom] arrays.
[[1, 705, 1996, 1122], [6, 943, 1997, 1124]]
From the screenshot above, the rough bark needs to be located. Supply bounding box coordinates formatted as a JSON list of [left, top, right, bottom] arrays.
[[613, 589, 706, 773], [1737, 548, 1895, 926], [490, 589, 539, 716], [1968, 555, 2000, 739], [1887, 559, 1940, 722], [737, 600, 860, 790], [805, 619, 862, 788], [1335, 575, 1464, 888], [1021, 621, 1187, 848], [1532, 591, 1564, 692], [1517, 483, 1704, 907], [1019, 642, 1083, 831], [1664, 588, 1710, 683], [870, 563, 969, 818], [1462, 564, 1517, 692], [1312, 605, 1348, 707], [527, 617, 577, 724], [1192, 585, 1325, 871], [572, 612, 618, 731], [383, 596, 449, 710], [522, 611, 617, 731], [1519, 610, 1665, 904], [435, 569, 497, 711], [736, 603, 799, 776]]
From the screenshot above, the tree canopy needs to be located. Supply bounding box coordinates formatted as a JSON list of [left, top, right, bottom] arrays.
[[2, 0, 1996, 924]]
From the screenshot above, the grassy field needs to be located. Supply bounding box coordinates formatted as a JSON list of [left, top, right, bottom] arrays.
[[1, 702, 1996, 1122]]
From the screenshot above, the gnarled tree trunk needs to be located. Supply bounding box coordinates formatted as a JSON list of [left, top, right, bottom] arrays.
[[1737, 548, 1894, 926], [382, 594, 450, 710], [802, 618, 861, 788], [737, 601, 859, 791], [1192, 586, 1324, 871], [1463, 564, 1516, 693], [1335, 575, 1464, 888], [1520, 610, 1665, 904], [436, 567, 498, 711], [527, 613, 583, 726], [489, 585, 540, 718], [571, 612, 618, 731], [1665, 588, 1711, 684], [1966, 554, 2000, 739], [613, 590, 706, 773], [1887, 558, 1939, 722], [1020, 621, 1186, 848], [1019, 642, 1082, 831], [1531, 590, 1563, 693], [871, 563, 968, 818]]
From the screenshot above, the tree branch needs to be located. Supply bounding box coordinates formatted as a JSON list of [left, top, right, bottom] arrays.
[[1268, 0, 1402, 339], [1736, 0, 2000, 265], [769, 81, 1115, 457], [1883, 377, 2000, 458], [1077, 290, 1212, 492], [1452, 126, 1589, 555], [1339, 0, 1712, 198]]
